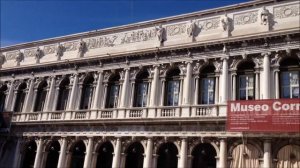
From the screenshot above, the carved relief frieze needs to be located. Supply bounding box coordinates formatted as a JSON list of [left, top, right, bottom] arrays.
[[43, 45, 56, 55], [24, 48, 37, 58], [197, 17, 220, 31], [120, 28, 156, 44], [274, 4, 300, 19], [166, 23, 186, 36], [6, 51, 22, 61], [63, 41, 79, 51], [86, 35, 117, 49], [234, 11, 258, 25]]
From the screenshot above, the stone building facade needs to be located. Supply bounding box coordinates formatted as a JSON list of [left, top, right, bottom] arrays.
[[0, 0, 299, 168]]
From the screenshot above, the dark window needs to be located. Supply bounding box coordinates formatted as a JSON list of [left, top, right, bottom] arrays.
[[56, 78, 70, 111], [79, 76, 94, 109], [279, 57, 300, 99], [199, 65, 216, 104], [34, 81, 48, 112], [106, 74, 120, 108], [0, 85, 7, 112], [134, 71, 149, 107], [165, 68, 181, 106], [14, 83, 27, 112], [236, 61, 255, 100]]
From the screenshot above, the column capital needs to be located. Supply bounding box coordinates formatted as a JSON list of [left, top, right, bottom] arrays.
[[261, 52, 271, 57]]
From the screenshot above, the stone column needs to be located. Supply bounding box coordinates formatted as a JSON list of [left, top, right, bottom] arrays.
[[219, 138, 227, 168], [160, 80, 166, 106], [52, 87, 60, 111], [67, 73, 79, 110], [33, 138, 44, 168], [255, 70, 260, 100], [274, 68, 280, 99], [152, 154, 158, 168], [143, 138, 153, 168], [57, 137, 67, 168], [178, 77, 184, 106], [130, 82, 135, 107], [120, 68, 130, 108], [4, 80, 15, 111], [92, 71, 103, 109], [44, 76, 56, 111], [220, 58, 228, 103], [263, 139, 271, 168], [214, 74, 220, 104], [182, 62, 192, 105], [112, 138, 122, 168], [232, 71, 237, 100], [262, 53, 270, 99], [178, 138, 188, 168], [30, 89, 38, 112], [149, 65, 159, 107], [23, 78, 35, 112], [83, 137, 94, 168], [75, 84, 83, 110], [194, 75, 199, 105], [101, 84, 108, 109]]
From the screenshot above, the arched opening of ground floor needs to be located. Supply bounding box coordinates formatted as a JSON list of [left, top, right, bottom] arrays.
[[70, 140, 86, 168], [125, 142, 144, 168], [230, 144, 260, 168], [96, 141, 114, 168], [21, 141, 37, 168], [277, 145, 300, 168], [45, 141, 60, 168], [157, 142, 178, 168], [192, 143, 217, 168]]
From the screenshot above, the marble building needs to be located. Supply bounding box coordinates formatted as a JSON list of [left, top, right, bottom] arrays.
[[0, 0, 299, 168]]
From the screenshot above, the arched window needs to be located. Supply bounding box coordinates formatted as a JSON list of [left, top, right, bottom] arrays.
[[199, 65, 216, 104], [21, 141, 37, 168], [45, 141, 60, 168], [70, 140, 86, 168], [279, 57, 299, 98], [106, 74, 120, 108], [79, 75, 94, 109], [165, 68, 181, 106], [236, 61, 255, 100], [125, 142, 144, 168], [0, 85, 7, 112], [33, 81, 48, 112], [56, 78, 70, 111], [96, 142, 114, 168], [134, 70, 149, 107], [14, 83, 27, 112], [157, 142, 178, 168]]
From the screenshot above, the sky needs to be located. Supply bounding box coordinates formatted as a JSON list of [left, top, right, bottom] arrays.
[[0, 0, 250, 47]]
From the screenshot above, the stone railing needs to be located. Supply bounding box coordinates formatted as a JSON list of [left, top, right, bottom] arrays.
[[10, 104, 226, 123]]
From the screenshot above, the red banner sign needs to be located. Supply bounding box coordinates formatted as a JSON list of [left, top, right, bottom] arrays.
[[227, 99, 300, 132]]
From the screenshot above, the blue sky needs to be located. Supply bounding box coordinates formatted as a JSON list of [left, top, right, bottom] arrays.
[[1, 0, 249, 47]]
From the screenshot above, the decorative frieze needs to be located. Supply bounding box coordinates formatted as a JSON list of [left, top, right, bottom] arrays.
[[63, 41, 79, 51], [24, 48, 37, 58], [234, 11, 258, 25], [197, 17, 220, 31], [274, 4, 300, 19], [166, 23, 186, 36], [43, 45, 56, 55]]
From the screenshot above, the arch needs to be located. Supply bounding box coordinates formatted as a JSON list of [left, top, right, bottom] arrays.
[[276, 145, 300, 168], [45, 141, 60, 168], [0, 84, 7, 112], [79, 74, 95, 110], [236, 60, 255, 71], [236, 60, 256, 100], [157, 142, 178, 168], [14, 82, 27, 112], [33, 80, 48, 112], [278, 55, 300, 67], [200, 64, 216, 74], [165, 67, 181, 78], [191, 143, 217, 168], [136, 69, 150, 80], [21, 141, 37, 168], [96, 141, 114, 168], [70, 140, 86, 168], [229, 143, 260, 168], [125, 142, 144, 168]]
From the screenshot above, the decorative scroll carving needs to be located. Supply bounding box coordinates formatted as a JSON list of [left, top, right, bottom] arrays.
[[120, 29, 156, 44], [24, 48, 36, 58], [234, 11, 258, 25], [64, 41, 79, 51], [259, 6, 270, 25], [43, 45, 56, 55], [274, 4, 300, 19], [86, 35, 117, 49], [197, 17, 219, 31], [6, 51, 19, 61], [166, 23, 186, 36]]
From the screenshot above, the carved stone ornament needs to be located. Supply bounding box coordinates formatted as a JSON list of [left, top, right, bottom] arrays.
[[35, 47, 43, 60], [260, 6, 270, 25], [56, 44, 65, 57], [16, 51, 24, 63], [187, 20, 197, 37], [221, 14, 231, 32], [78, 40, 87, 57], [0, 53, 6, 66], [156, 25, 166, 44]]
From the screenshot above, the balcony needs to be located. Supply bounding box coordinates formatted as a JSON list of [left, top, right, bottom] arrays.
[[10, 104, 227, 123]]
